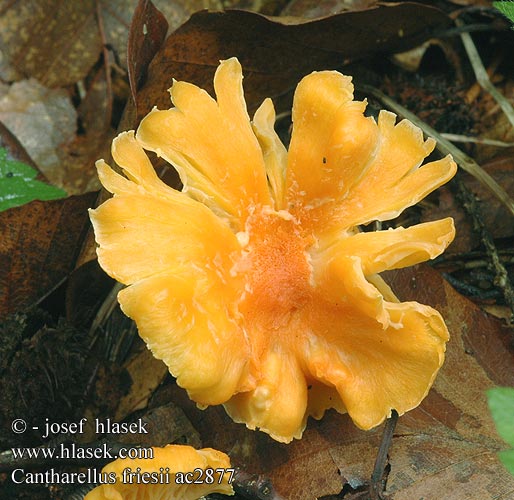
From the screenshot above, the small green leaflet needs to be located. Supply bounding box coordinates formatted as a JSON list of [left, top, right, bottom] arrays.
[[0, 147, 66, 212], [487, 387, 514, 476], [494, 1, 514, 27]]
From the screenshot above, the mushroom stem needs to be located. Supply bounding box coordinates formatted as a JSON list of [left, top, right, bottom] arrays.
[[369, 409, 398, 500]]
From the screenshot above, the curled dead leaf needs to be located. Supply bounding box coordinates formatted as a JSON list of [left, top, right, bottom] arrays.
[[0, 193, 97, 316], [132, 5, 451, 122]]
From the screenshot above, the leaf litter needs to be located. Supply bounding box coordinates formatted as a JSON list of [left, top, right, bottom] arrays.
[[0, 79, 77, 187]]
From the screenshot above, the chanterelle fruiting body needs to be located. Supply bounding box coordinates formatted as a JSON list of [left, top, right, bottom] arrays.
[[84, 445, 234, 500], [90, 58, 456, 443]]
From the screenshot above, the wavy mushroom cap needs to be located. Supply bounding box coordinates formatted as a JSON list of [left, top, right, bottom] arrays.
[[84, 445, 234, 500], [90, 58, 457, 443]]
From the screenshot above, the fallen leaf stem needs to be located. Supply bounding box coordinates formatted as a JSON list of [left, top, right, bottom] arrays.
[[440, 133, 514, 148], [369, 410, 398, 500], [457, 18, 514, 130], [434, 249, 514, 269]]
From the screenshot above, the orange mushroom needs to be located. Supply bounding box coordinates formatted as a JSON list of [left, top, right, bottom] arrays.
[[84, 445, 234, 500], [90, 58, 457, 443]]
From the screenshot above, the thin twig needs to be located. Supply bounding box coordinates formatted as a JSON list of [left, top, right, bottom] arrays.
[[458, 18, 514, 129], [88, 282, 124, 340], [356, 83, 514, 217], [370, 410, 398, 500], [440, 133, 514, 147], [443, 273, 502, 301], [434, 249, 514, 269]]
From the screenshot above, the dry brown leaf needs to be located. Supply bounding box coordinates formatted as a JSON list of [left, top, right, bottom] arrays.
[[0, 0, 258, 88], [128, 0, 169, 116], [114, 345, 168, 421], [0, 79, 77, 186], [0, 193, 97, 316], [0, 1, 101, 87], [132, 5, 451, 123], [116, 403, 202, 449], [0, 1, 137, 87]]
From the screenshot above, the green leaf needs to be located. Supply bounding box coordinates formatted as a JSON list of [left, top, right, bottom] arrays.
[[487, 387, 514, 447], [499, 450, 514, 476], [494, 1, 514, 26], [0, 147, 66, 212], [487, 387, 514, 477]]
